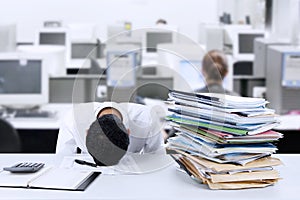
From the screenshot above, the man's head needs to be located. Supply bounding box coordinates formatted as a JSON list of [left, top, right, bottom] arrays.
[[86, 112, 130, 166]]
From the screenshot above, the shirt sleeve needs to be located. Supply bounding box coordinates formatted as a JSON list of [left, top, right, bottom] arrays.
[[55, 109, 78, 155], [143, 107, 165, 154]]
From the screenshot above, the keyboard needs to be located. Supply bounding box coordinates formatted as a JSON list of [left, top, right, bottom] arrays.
[[14, 110, 54, 118]]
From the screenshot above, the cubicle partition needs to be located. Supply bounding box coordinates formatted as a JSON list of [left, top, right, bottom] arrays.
[[49, 75, 173, 103]]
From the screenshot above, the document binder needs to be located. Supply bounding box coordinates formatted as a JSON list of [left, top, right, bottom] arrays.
[[0, 167, 100, 191]]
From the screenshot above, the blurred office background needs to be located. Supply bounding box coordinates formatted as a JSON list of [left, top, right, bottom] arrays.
[[1, 0, 300, 153]]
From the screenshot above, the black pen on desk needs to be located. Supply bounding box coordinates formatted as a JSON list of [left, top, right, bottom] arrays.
[[74, 159, 98, 168]]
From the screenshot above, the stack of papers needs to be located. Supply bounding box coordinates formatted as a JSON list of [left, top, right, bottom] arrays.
[[166, 90, 283, 190]]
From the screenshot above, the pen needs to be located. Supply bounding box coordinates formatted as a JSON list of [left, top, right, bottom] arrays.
[[74, 159, 98, 168]]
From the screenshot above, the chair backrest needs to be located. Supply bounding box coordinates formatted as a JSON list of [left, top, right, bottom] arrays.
[[0, 118, 21, 153]]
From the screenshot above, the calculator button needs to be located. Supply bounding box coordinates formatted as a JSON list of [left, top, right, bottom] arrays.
[[14, 163, 22, 167], [20, 163, 27, 167]]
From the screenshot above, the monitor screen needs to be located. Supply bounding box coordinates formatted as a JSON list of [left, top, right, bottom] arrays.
[[178, 60, 231, 91], [238, 33, 264, 54], [106, 52, 136, 87], [39, 32, 66, 45], [146, 32, 173, 53], [0, 55, 48, 107], [0, 60, 41, 94], [282, 53, 300, 88], [71, 43, 98, 59], [178, 60, 205, 91]]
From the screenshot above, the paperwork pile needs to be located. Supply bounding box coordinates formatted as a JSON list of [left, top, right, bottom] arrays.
[[166, 90, 283, 190]]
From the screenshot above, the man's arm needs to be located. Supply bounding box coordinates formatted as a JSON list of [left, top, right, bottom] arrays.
[[144, 131, 165, 153], [56, 110, 78, 155], [143, 107, 165, 154]]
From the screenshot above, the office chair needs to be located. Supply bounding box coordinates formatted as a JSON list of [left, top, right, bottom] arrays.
[[0, 118, 22, 153]]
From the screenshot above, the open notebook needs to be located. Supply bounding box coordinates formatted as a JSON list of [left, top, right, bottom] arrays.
[[0, 167, 100, 191]]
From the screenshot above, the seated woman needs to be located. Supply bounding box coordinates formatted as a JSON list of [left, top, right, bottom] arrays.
[[195, 50, 239, 96]]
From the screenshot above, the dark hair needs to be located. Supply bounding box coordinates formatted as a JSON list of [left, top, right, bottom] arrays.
[[156, 19, 167, 25], [202, 50, 228, 81], [86, 114, 129, 166]]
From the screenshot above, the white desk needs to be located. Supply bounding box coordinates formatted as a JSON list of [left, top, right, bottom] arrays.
[[6, 104, 72, 130], [275, 115, 300, 131], [0, 154, 298, 200], [4, 104, 72, 153]]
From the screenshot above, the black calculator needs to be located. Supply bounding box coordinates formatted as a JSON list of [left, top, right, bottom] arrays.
[[3, 162, 45, 173]]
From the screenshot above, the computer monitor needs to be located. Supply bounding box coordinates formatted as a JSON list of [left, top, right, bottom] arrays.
[[0, 23, 16, 52], [177, 60, 230, 92], [71, 43, 98, 59], [233, 30, 264, 60], [106, 50, 137, 102], [106, 51, 137, 87], [178, 60, 204, 91], [143, 30, 175, 53], [17, 45, 66, 76], [68, 42, 99, 69], [36, 28, 70, 65], [0, 53, 48, 107], [198, 23, 223, 51], [67, 23, 98, 69], [223, 25, 252, 46], [282, 52, 300, 88], [156, 43, 205, 89], [39, 32, 66, 45]]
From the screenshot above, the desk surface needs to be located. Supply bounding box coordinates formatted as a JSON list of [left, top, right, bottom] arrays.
[[275, 115, 300, 130], [6, 104, 72, 130], [0, 154, 298, 200]]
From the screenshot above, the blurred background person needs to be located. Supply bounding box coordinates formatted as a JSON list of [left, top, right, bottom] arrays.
[[196, 50, 239, 96], [156, 18, 167, 25]]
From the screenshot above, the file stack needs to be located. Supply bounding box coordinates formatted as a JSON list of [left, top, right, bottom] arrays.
[[166, 90, 283, 190]]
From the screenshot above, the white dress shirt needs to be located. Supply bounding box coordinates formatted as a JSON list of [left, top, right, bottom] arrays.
[[56, 102, 165, 155]]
